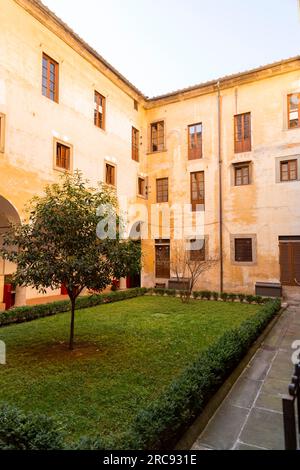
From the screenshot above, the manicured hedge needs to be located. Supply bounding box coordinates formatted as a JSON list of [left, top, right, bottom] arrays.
[[0, 404, 64, 450], [119, 298, 281, 450], [0, 288, 147, 327], [149, 287, 272, 304]]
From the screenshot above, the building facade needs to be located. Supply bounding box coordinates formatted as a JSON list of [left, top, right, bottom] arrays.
[[0, 0, 300, 309]]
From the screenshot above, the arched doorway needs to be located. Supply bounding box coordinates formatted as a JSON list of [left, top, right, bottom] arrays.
[[0, 196, 22, 310]]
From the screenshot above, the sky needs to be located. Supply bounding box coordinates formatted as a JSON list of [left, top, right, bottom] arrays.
[[42, 0, 300, 97]]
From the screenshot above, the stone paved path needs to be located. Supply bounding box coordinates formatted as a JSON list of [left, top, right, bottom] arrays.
[[191, 306, 300, 450]]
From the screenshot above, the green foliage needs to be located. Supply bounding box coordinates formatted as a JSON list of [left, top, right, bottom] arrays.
[[0, 288, 147, 327], [0, 404, 64, 450], [238, 293, 246, 303], [211, 291, 219, 301], [228, 293, 237, 302], [192, 291, 200, 299], [165, 289, 176, 297], [124, 299, 281, 450], [202, 290, 211, 300], [245, 295, 255, 304], [220, 292, 228, 302]]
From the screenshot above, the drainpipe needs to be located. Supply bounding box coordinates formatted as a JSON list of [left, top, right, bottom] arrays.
[[217, 81, 224, 293]]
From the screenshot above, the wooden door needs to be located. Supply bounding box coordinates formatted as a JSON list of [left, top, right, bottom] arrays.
[[155, 245, 170, 278], [280, 242, 300, 286]]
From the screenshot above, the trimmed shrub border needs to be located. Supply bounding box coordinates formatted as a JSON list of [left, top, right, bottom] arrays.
[[0, 288, 147, 328], [147, 287, 273, 305]]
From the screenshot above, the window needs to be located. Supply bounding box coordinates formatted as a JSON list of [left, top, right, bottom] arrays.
[[156, 178, 168, 203], [234, 164, 250, 186], [234, 112, 251, 153], [190, 171, 205, 211], [189, 239, 205, 262], [132, 127, 139, 161], [288, 93, 300, 129], [150, 121, 164, 152], [234, 238, 253, 262], [105, 163, 115, 186], [188, 123, 202, 160], [138, 177, 146, 197], [55, 141, 71, 171], [134, 99, 138, 111], [94, 91, 106, 130], [42, 53, 59, 102], [0, 113, 5, 153], [280, 159, 297, 181]]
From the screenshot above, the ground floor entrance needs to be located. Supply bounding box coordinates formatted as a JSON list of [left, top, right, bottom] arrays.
[[155, 239, 170, 279], [279, 236, 300, 286]]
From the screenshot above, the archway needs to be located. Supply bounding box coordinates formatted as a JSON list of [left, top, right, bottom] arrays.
[[0, 196, 23, 310]]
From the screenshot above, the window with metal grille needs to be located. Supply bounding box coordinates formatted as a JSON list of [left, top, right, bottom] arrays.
[[151, 121, 164, 152], [188, 123, 202, 160], [189, 239, 205, 261], [42, 53, 59, 102], [94, 91, 106, 130], [234, 113, 251, 153], [280, 159, 297, 182], [56, 142, 71, 171], [132, 127, 139, 161], [190, 171, 205, 211], [156, 178, 168, 203], [234, 238, 253, 262], [155, 240, 170, 278], [234, 164, 250, 186], [105, 163, 115, 186], [288, 93, 300, 129]]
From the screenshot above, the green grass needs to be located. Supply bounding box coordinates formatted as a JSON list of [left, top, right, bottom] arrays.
[[0, 296, 261, 444]]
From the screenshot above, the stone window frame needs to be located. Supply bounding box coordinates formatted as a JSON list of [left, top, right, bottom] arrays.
[[104, 160, 117, 187], [275, 155, 300, 183], [53, 138, 73, 173], [230, 233, 257, 266]]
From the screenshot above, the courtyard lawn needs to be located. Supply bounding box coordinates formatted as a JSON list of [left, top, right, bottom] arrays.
[[0, 296, 261, 445]]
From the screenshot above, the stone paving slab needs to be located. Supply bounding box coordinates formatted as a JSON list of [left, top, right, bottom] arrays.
[[191, 306, 300, 450]]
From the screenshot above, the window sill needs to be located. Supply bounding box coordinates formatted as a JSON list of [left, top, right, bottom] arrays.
[[231, 261, 256, 266], [147, 149, 168, 155], [137, 194, 147, 200], [53, 166, 72, 174]]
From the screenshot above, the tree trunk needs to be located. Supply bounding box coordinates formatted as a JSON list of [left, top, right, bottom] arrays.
[[69, 297, 76, 350]]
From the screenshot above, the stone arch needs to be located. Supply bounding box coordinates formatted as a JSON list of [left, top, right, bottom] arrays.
[[0, 196, 23, 310]]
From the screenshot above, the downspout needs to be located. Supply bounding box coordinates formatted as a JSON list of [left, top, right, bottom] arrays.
[[217, 81, 224, 292]]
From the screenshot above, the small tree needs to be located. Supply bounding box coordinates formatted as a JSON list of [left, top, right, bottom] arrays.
[[1, 172, 141, 349], [171, 240, 217, 303]]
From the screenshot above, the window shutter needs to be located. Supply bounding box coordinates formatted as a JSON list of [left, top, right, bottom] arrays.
[[279, 243, 291, 285]]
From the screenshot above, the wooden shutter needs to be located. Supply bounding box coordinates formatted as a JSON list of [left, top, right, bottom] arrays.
[[279, 243, 291, 285], [190, 171, 205, 211], [234, 113, 251, 153], [293, 242, 300, 285], [155, 244, 170, 278]]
